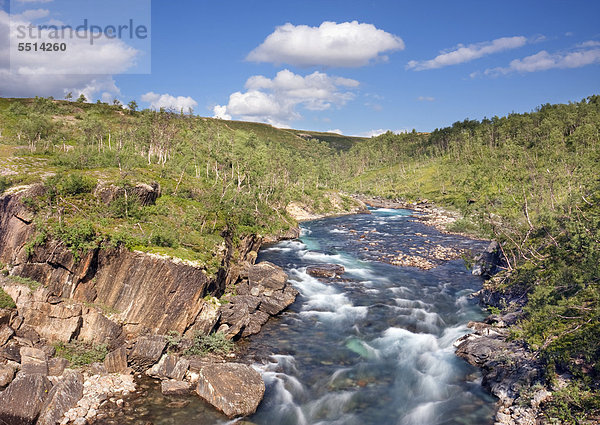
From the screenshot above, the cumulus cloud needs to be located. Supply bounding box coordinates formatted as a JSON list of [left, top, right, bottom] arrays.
[[483, 43, 600, 76], [407, 36, 527, 71], [141, 92, 198, 112], [327, 129, 343, 135], [247, 21, 404, 67], [213, 69, 359, 127], [0, 10, 137, 100]]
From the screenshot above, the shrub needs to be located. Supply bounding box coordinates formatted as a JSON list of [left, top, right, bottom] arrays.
[[53, 341, 108, 367], [150, 228, 179, 248], [45, 173, 96, 198], [52, 219, 98, 260], [184, 332, 234, 356]]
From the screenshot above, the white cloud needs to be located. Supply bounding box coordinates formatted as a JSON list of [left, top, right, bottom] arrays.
[[141, 92, 198, 112], [212, 105, 231, 120], [0, 10, 137, 100], [327, 129, 343, 135], [407, 36, 528, 71], [417, 96, 435, 102], [18, 8, 50, 20], [359, 129, 388, 137], [213, 69, 359, 127], [483, 44, 600, 76], [247, 21, 404, 67]]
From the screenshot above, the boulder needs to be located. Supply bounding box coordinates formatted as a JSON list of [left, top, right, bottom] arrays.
[[0, 362, 16, 387], [131, 182, 161, 206], [258, 286, 298, 316], [248, 262, 288, 291], [219, 304, 250, 340], [472, 241, 504, 278], [161, 379, 193, 396], [0, 324, 14, 346], [1, 342, 21, 362], [242, 311, 270, 338], [128, 335, 166, 372], [0, 374, 53, 425], [18, 300, 82, 343], [306, 264, 345, 278], [48, 357, 69, 376], [104, 346, 128, 374], [183, 301, 220, 338], [147, 354, 189, 381], [36, 369, 83, 425], [19, 347, 48, 375], [195, 362, 265, 418]]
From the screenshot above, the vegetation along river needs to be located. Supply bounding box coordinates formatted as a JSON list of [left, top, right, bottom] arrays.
[[122, 208, 498, 424]]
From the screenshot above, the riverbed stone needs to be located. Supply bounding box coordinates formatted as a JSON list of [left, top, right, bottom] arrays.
[[306, 264, 345, 278], [161, 379, 193, 396], [195, 362, 265, 418], [258, 286, 298, 316]]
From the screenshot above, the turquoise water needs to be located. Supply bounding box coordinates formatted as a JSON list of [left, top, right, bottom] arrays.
[[244, 209, 496, 425]]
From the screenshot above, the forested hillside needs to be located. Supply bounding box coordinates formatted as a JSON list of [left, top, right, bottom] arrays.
[[337, 96, 600, 423]]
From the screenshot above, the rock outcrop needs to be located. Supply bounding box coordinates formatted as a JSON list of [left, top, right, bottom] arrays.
[[455, 317, 549, 425], [218, 261, 298, 339], [0, 185, 247, 337], [472, 241, 505, 278], [194, 361, 265, 418]]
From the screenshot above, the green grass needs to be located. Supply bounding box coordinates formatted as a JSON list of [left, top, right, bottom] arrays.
[[7, 275, 42, 291], [0, 288, 16, 309]]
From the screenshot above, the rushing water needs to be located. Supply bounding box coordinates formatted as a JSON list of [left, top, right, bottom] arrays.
[[243, 208, 496, 425], [99, 208, 496, 425]]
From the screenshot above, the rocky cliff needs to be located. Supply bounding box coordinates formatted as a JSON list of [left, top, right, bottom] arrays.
[[0, 185, 289, 338]]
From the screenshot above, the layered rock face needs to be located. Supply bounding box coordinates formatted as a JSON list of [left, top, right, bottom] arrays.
[[0, 185, 241, 337]]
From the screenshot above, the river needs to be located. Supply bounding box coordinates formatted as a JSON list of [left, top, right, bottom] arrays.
[[102, 208, 497, 424]]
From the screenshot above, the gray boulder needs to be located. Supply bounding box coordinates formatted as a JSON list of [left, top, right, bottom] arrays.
[[306, 264, 345, 278], [248, 261, 288, 290], [195, 362, 265, 418]]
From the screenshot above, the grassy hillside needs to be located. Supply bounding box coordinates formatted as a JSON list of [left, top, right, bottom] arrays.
[[0, 97, 358, 275]]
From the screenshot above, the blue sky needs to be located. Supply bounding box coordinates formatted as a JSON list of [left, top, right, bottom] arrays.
[[1, 0, 600, 135]]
